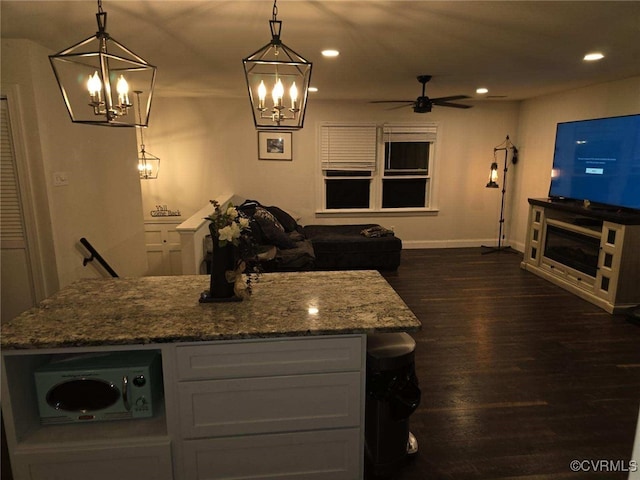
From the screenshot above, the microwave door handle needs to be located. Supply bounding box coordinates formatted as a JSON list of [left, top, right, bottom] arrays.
[[122, 375, 131, 411]]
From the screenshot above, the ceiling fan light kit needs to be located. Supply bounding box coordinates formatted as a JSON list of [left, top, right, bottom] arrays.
[[372, 75, 472, 113], [49, 0, 156, 127]]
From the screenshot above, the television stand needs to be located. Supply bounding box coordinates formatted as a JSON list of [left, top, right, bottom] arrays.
[[520, 198, 640, 313]]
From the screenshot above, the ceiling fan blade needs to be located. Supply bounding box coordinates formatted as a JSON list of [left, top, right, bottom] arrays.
[[387, 103, 414, 111], [372, 77, 473, 112], [431, 95, 470, 102], [432, 100, 473, 109], [370, 100, 414, 104]]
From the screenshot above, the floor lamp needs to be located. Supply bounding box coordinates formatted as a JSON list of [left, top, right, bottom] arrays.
[[482, 135, 518, 254]]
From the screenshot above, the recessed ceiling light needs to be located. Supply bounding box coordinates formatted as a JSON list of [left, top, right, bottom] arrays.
[[584, 52, 604, 61], [321, 49, 340, 57], [476, 87, 489, 95], [308, 87, 318, 93]]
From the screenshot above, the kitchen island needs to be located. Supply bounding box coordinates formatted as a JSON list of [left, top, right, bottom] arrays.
[[1, 271, 421, 480]]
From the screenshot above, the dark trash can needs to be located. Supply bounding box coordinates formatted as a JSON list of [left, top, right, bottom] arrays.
[[365, 332, 421, 477]]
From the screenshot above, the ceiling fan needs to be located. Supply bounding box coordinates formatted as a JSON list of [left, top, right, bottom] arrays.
[[372, 75, 472, 113]]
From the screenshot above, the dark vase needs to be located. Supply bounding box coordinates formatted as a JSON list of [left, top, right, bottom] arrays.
[[200, 224, 241, 302]]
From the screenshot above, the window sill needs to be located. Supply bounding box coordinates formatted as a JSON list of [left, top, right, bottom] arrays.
[[314, 208, 439, 218]]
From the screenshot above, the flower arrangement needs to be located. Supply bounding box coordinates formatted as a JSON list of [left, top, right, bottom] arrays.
[[204, 200, 260, 300], [206, 200, 251, 246]]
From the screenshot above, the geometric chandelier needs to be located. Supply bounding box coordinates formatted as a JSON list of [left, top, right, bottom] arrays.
[[49, 0, 156, 127], [242, 0, 312, 130], [135, 91, 159, 180], [138, 147, 160, 180]]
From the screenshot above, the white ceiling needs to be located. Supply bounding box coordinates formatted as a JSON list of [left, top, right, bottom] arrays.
[[2, 0, 640, 105]]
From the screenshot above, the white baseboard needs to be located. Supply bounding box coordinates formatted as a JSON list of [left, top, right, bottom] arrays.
[[402, 239, 524, 253]]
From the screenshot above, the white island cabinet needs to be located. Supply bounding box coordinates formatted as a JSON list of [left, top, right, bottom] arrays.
[[1, 271, 421, 480]]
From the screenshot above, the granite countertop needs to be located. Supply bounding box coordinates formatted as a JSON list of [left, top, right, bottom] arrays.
[[1, 271, 421, 350]]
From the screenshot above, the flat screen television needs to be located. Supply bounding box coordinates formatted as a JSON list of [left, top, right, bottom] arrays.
[[548, 114, 640, 211]]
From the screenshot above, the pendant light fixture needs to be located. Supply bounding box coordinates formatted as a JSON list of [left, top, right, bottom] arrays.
[[49, 0, 156, 127], [134, 91, 159, 179], [243, 0, 312, 130]]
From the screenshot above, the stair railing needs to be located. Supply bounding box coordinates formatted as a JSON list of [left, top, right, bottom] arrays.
[[80, 237, 119, 278]]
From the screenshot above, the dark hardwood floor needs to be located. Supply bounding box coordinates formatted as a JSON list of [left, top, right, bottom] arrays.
[[379, 248, 640, 480]]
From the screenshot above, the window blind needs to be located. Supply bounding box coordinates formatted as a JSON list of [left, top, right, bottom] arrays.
[[320, 125, 377, 171], [383, 125, 437, 143]]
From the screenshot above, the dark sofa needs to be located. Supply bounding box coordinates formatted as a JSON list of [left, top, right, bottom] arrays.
[[303, 224, 402, 271], [230, 200, 402, 272]]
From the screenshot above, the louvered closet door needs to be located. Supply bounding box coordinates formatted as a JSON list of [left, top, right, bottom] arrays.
[[1, 97, 36, 323]]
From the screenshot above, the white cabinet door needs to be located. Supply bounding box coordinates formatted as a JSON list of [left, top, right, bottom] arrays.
[[12, 441, 173, 480], [179, 372, 361, 439], [176, 336, 363, 380], [173, 336, 366, 480], [183, 428, 360, 480]]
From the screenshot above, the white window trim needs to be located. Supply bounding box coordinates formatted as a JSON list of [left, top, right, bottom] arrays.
[[316, 121, 441, 215]]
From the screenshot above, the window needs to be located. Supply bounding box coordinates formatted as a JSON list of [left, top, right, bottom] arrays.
[[325, 170, 372, 209], [382, 125, 434, 209], [320, 124, 377, 210], [319, 123, 437, 212]]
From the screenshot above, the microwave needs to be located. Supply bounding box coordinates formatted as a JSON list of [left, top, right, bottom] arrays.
[[34, 350, 163, 424]]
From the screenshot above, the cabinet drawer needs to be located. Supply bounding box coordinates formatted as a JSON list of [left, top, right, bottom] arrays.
[[541, 258, 595, 289], [566, 270, 595, 288], [183, 428, 361, 480], [179, 372, 361, 438], [12, 440, 173, 480], [176, 336, 363, 380]]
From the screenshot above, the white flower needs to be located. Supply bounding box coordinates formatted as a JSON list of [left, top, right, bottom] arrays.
[[238, 217, 250, 229], [218, 225, 235, 243], [229, 222, 241, 239], [226, 206, 237, 217], [218, 222, 242, 244]]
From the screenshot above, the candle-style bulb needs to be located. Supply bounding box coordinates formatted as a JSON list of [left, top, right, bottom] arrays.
[[290, 82, 298, 110], [272, 79, 284, 107], [257, 80, 267, 110], [116, 75, 130, 105], [87, 71, 102, 101]]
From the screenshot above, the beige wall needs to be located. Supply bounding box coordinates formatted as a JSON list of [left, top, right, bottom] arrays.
[[144, 76, 639, 250], [139, 98, 244, 221], [1, 39, 148, 290], [144, 95, 522, 247]]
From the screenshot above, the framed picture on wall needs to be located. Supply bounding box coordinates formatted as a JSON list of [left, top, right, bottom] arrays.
[[258, 131, 293, 161]]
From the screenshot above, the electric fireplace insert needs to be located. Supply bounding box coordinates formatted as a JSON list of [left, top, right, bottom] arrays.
[[543, 224, 600, 277]]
